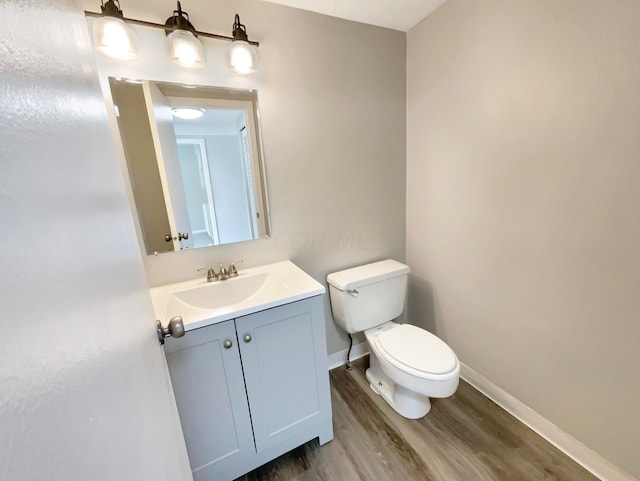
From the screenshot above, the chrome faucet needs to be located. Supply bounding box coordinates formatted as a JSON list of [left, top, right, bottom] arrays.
[[197, 266, 218, 282], [228, 260, 243, 278], [197, 261, 243, 282], [218, 263, 229, 281]]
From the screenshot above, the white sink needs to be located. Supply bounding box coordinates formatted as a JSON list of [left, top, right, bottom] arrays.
[[173, 272, 270, 310], [150, 261, 325, 331]]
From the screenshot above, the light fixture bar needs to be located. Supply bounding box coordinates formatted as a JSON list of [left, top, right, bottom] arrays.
[[84, 10, 260, 47]]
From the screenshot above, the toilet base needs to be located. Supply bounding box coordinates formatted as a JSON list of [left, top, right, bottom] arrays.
[[366, 360, 431, 419]]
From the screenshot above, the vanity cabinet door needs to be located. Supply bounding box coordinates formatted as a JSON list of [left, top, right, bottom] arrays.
[[236, 296, 332, 453], [164, 320, 255, 481]]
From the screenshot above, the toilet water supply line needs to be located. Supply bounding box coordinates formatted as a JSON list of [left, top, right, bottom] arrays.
[[343, 289, 358, 371]]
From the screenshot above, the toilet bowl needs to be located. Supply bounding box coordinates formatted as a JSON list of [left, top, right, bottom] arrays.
[[327, 259, 460, 419], [364, 322, 459, 418]]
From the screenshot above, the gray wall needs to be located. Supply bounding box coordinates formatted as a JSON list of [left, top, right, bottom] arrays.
[[407, 0, 640, 477], [85, 0, 407, 356]]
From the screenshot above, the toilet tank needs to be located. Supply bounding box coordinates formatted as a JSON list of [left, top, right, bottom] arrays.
[[327, 260, 410, 334]]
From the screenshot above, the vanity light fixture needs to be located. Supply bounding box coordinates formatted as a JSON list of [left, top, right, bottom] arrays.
[[164, 2, 204, 69], [86, 3, 260, 73], [172, 108, 205, 120], [92, 0, 139, 60], [228, 14, 259, 74]]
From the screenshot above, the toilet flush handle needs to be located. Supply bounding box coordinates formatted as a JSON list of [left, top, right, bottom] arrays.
[[347, 289, 359, 297]]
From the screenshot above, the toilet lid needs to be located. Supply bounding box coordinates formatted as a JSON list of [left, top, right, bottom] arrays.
[[377, 324, 457, 375]]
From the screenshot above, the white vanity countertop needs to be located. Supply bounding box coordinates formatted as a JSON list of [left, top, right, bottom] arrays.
[[150, 260, 325, 331]]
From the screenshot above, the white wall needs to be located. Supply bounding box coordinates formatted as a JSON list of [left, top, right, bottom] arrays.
[[407, 0, 640, 478], [0, 1, 191, 480], [84, 0, 407, 355]]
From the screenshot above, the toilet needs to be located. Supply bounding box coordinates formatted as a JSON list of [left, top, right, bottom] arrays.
[[327, 259, 460, 419]]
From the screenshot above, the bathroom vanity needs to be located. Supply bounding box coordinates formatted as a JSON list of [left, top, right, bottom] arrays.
[[151, 261, 333, 481]]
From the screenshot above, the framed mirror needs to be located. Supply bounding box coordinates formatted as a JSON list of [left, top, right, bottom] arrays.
[[109, 78, 270, 255]]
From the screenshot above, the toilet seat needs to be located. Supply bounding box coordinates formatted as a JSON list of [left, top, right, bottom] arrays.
[[372, 324, 458, 381]]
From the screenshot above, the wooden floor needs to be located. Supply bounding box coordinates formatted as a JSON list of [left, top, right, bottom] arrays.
[[236, 356, 599, 481]]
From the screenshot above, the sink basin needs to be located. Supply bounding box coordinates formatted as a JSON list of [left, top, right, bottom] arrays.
[[150, 261, 325, 331], [173, 272, 270, 310]]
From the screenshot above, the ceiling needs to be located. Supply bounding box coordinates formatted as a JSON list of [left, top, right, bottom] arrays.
[[262, 0, 446, 31]]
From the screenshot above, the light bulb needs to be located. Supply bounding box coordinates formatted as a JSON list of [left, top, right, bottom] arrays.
[[228, 40, 257, 74], [168, 30, 204, 68], [93, 16, 138, 60]]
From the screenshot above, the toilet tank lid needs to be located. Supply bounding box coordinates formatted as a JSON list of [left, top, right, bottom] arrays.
[[327, 259, 409, 291]]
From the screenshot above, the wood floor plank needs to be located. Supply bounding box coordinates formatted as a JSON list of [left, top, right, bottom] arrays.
[[330, 366, 437, 481], [341, 359, 504, 481], [236, 356, 600, 481]]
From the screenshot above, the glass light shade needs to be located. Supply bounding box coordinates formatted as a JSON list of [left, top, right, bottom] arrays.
[[92, 16, 138, 60], [228, 40, 258, 74], [168, 30, 204, 68]]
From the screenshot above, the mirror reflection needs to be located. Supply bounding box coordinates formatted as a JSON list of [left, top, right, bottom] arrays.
[[109, 78, 270, 255]]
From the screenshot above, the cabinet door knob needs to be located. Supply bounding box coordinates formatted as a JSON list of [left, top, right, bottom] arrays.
[[223, 340, 233, 349], [243, 334, 252, 343]]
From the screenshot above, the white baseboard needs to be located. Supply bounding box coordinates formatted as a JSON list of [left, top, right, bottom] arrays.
[[460, 363, 636, 481], [327, 342, 369, 370]]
